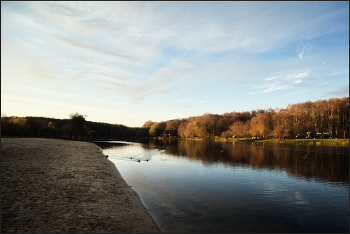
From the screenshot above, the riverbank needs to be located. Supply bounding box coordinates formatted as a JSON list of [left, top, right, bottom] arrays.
[[245, 138, 349, 146], [150, 136, 349, 146], [1, 138, 161, 233]]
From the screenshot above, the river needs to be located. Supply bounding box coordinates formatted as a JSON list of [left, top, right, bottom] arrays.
[[93, 139, 349, 233]]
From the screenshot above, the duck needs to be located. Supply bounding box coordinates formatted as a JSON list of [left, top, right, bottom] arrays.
[[146, 159, 149, 162], [138, 160, 141, 163], [130, 157, 133, 159], [302, 154, 309, 161], [105, 155, 109, 158]]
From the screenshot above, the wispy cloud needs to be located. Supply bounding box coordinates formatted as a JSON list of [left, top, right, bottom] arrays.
[[322, 85, 349, 98], [248, 79, 290, 94], [297, 41, 318, 60], [175, 100, 186, 103], [46, 34, 133, 63], [88, 72, 126, 83], [265, 76, 278, 81], [295, 70, 310, 83], [70, 57, 136, 75], [262, 84, 289, 93], [2, 94, 129, 115], [171, 57, 197, 69]]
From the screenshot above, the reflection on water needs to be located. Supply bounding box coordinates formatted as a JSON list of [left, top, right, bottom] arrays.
[[94, 140, 349, 233], [168, 141, 349, 187]]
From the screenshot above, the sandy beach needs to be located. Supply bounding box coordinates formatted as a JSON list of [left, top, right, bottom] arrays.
[[1, 138, 161, 233]]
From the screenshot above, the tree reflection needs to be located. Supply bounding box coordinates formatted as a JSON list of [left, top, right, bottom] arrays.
[[153, 140, 349, 187]]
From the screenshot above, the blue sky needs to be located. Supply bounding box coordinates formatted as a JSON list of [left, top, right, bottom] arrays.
[[1, 1, 348, 127]]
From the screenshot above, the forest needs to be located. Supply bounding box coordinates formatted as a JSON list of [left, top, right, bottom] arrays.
[[1, 97, 349, 140]]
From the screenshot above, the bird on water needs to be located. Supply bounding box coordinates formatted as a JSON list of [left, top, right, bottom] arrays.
[[138, 160, 141, 163], [146, 159, 149, 162], [105, 155, 109, 158]]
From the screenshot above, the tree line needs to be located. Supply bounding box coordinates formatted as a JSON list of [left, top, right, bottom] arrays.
[[145, 97, 349, 139], [0, 112, 147, 140], [1, 97, 348, 140]]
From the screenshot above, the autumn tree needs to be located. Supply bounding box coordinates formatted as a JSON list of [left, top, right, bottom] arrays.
[[184, 122, 197, 137], [197, 124, 208, 138], [178, 122, 188, 138], [149, 122, 166, 137], [164, 119, 182, 136], [200, 113, 219, 137], [251, 113, 272, 139], [271, 110, 293, 139], [249, 116, 261, 139], [216, 115, 234, 136], [142, 120, 154, 128], [228, 121, 248, 138]]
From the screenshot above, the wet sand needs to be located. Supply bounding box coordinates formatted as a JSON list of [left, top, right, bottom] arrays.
[[1, 138, 161, 233]]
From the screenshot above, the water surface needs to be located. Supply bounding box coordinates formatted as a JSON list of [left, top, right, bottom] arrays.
[[94, 140, 349, 233]]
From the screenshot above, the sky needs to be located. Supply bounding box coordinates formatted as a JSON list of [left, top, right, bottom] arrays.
[[1, 1, 349, 127]]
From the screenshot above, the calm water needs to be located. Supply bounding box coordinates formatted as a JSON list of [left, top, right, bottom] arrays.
[[94, 140, 349, 233]]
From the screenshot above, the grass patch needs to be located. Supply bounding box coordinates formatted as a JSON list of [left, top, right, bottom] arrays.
[[146, 136, 348, 146], [236, 138, 349, 146]]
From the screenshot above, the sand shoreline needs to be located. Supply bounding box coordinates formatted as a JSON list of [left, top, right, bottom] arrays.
[[1, 137, 161, 233]]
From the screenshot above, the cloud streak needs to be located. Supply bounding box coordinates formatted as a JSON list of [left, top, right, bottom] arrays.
[[297, 41, 318, 60], [322, 86, 349, 98], [46, 34, 133, 63], [295, 70, 310, 83]]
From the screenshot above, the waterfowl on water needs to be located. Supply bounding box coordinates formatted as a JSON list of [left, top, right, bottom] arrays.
[[138, 160, 141, 163], [130, 157, 133, 159], [146, 159, 149, 162], [105, 155, 109, 158], [302, 154, 309, 161]]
